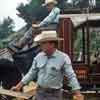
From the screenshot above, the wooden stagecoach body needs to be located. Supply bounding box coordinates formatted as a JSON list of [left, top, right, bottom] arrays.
[[59, 13, 100, 90]]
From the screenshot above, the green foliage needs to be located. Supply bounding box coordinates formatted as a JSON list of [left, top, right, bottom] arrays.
[[0, 41, 8, 48], [0, 40, 4, 48], [73, 30, 83, 52], [73, 28, 100, 61], [0, 17, 15, 48], [0, 17, 15, 39], [16, 0, 44, 26], [90, 31, 100, 52]]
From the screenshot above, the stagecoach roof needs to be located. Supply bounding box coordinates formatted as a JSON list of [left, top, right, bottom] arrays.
[[60, 13, 100, 27]]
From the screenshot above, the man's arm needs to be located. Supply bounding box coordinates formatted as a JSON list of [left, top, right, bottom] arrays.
[[21, 59, 38, 85], [11, 59, 38, 91], [63, 55, 81, 91], [63, 55, 84, 99], [39, 7, 60, 26]]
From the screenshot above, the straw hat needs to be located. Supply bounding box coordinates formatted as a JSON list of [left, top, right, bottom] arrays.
[[42, 0, 57, 6], [34, 30, 63, 43]]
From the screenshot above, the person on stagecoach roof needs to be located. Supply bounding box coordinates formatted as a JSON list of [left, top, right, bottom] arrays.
[[8, 0, 60, 53]]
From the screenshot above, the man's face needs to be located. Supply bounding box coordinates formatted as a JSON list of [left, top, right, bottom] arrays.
[[39, 41, 54, 53], [46, 3, 55, 11]]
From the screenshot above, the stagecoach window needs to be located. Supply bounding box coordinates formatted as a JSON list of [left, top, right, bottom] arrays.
[[72, 25, 100, 64], [72, 28, 85, 63], [90, 28, 100, 64]]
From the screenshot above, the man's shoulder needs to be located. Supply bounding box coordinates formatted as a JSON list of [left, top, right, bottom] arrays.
[[54, 7, 60, 10], [35, 51, 45, 59], [58, 50, 71, 59], [56, 50, 69, 58], [57, 50, 71, 64], [53, 7, 60, 12]]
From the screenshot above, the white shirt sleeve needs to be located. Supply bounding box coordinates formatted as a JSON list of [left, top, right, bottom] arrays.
[[63, 55, 81, 91], [39, 7, 60, 26], [21, 59, 38, 85]]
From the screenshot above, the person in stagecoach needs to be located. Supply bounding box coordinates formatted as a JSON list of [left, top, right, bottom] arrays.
[[8, 0, 60, 53]]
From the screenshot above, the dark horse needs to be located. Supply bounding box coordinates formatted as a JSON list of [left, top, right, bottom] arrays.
[[0, 45, 40, 90]]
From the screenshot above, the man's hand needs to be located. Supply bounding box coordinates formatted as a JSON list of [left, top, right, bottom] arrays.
[[73, 90, 84, 100], [73, 94, 84, 100], [32, 24, 40, 28], [11, 82, 23, 92]]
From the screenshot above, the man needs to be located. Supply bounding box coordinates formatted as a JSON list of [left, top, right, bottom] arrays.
[[33, 0, 60, 28], [8, 0, 60, 52], [12, 30, 84, 100]]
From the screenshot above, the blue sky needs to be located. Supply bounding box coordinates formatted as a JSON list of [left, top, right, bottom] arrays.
[[0, 0, 30, 31]]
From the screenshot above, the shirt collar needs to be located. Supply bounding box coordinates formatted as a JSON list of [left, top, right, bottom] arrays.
[[46, 49, 58, 58]]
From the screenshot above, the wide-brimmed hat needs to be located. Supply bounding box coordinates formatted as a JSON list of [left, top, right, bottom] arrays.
[[42, 0, 57, 6], [34, 30, 63, 43]]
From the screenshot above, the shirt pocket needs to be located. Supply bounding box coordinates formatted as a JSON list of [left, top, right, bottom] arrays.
[[47, 66, 61, 76]]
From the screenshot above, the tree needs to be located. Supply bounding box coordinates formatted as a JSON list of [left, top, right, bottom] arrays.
[[16, 0, 46, 27], [0, 17, 15, 39], [0, 17, 15, 48]]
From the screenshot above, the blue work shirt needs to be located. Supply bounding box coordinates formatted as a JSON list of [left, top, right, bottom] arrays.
[[39, 7, 60, 27], [21, 49, 81, 91]]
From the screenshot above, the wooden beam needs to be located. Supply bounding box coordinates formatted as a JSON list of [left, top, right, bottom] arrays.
[[0, 88, 32, 99]]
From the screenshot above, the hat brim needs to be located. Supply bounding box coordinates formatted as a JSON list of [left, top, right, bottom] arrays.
[[34, 37, 63, 43], [42, 1, 57, 6]]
